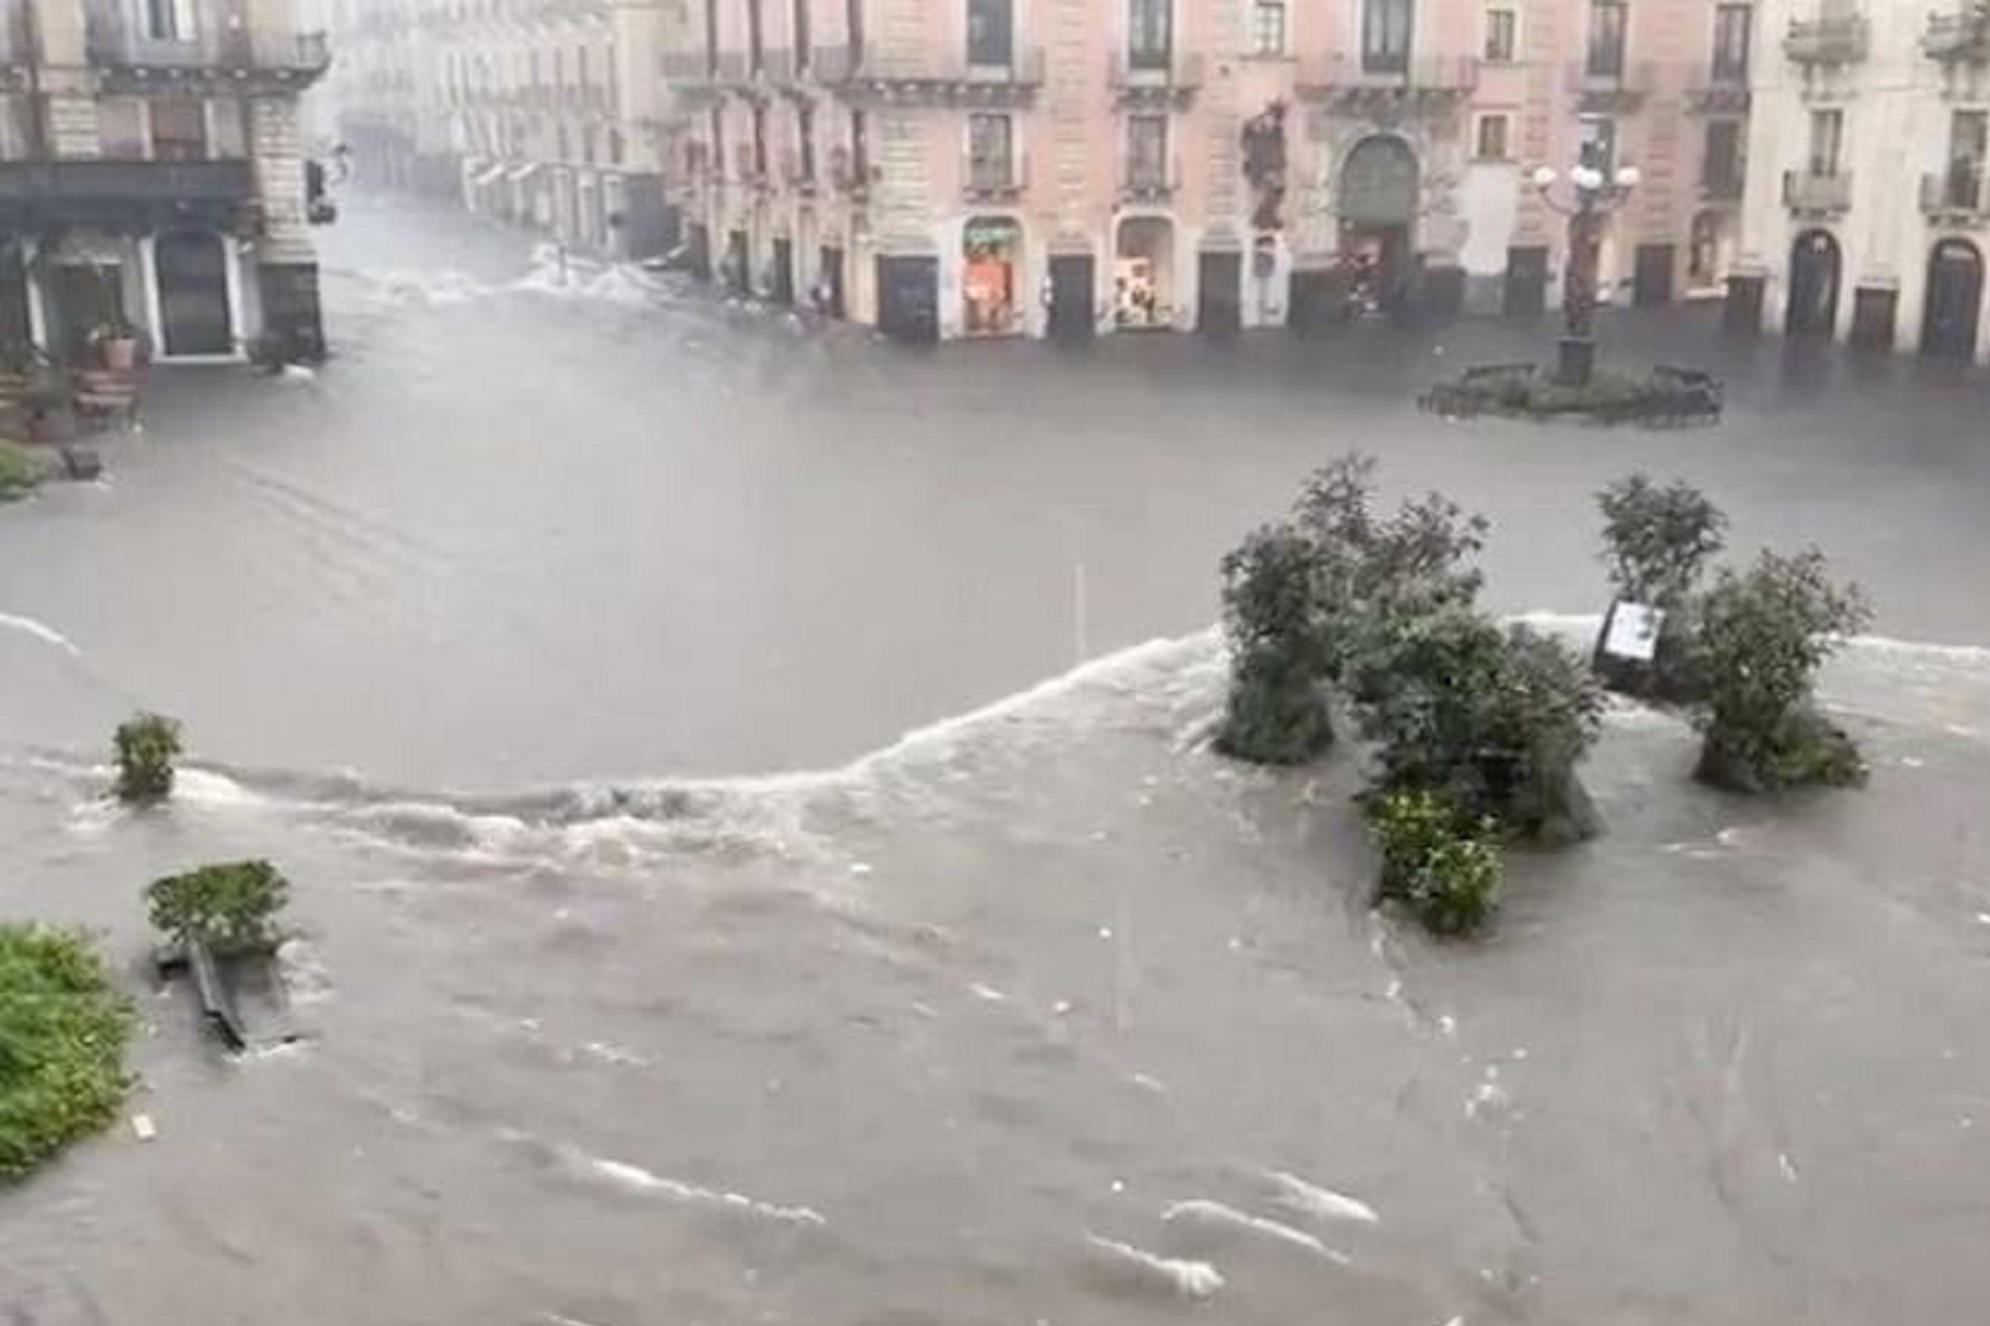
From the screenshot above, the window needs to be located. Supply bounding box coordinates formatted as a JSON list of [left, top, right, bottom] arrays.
[[553, 48, 565, 87], [1578, 114, 1616, 174], [1250, 1, 1287, 56], [582, 125, 597, 164], [850, 108, 870, 182], [1129, 0, 1172, 71], [1587, 0, 1628, 77], [610, 129, 625, 165], [1808, 108, 1843, 176], [967, 0, 1014, 67], [145, 0, 198, 42], [747, 0, 764, 72], [150, 98, 206, 161], [967, 112, 1013, 190], [577, 46, 589, 89], [751, 103, 768, 176], [798, 102, 817, 180], [1947, 110, 1986, 206], [1702, 119, 1742, 195], [1484, 7, 1516, 63], [794, 0, 812, 71], [709, 106, 725, 179], [1711, 4, 1751, 82], [847, 0, 865, 63], [705, 0, 720, 74], [1127, 112, 1168, 189], [1363, 0, 1413, 74], [97, 98, 147, 160], [1475, 113, 1510, 161]]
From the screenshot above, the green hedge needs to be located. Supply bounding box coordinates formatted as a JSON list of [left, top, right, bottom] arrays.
[[0, 443, 44, 501], [0, 925, 134, 1182]]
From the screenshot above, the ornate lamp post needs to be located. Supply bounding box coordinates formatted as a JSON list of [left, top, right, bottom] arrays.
[[1531, 160, 1641, 385]]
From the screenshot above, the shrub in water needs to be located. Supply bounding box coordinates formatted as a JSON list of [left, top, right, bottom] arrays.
[[1695, 548, 1870, 793], [0, 443, 45, 501], [113, 712, 182, 804], [1351, 612, 1603, 842], [1216, 524, 1333, 764], [1594, 475, 1727, 701], [1366, 790, 1503, 937], [0, 925, 134, 1181], [146, 860, 290, 956]]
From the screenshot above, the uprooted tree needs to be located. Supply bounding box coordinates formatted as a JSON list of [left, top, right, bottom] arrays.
[[1694, 548, 1870, 793], [1593, 475, 1728, 701]]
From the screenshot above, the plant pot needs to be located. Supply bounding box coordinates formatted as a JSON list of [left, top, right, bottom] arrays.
[[101, 336, 138, 372]]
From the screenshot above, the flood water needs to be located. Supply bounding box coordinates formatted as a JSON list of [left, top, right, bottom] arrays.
[[2, 198, 1988, 1325]]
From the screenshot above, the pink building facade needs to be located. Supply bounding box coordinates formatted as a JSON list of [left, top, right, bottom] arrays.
[[671, 0, 1755, 341]]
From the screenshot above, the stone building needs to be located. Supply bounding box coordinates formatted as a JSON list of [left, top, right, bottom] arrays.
[[1734, 0, 1990, 361], [669, 0, 1758, 341], [0, 0, 329, 360], [325, 0, 681, 259]]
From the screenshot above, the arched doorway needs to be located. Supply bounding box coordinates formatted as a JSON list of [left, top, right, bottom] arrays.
[[1338, 135, 1419, 313], [155, 231, 232, 356], [1786, 229, 1840, 338], [962, 216, 1023, 335], [1922, 238, 1983, 360], [1114, 216, 1174, 329]]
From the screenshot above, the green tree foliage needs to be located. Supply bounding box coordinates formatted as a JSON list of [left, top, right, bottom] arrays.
[[0, 443, 45, 502], [146, 860, 290, 956], [1594, 475, 1728, 703], [1597, 475, 1728, 606], [1695, 549, 1870, 792], [1353, 614, 1604, 843], [1216, 525, 1334, 765], [0, 925, 134, 1181], [1366, 790, 1503, 937], [113, 713, 182, 804]]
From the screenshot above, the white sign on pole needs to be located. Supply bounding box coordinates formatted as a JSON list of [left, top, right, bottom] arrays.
[[1601, 601, 1665, 663]]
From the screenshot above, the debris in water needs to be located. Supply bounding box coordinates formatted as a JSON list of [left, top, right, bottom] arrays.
[[1085, 1234, 1225, 1298], [1266, 1170, 1380, 1225], [130, 1113, 156, 1141], [969, 982, 1008, 1003], [1052, 999, 1073, 1015], [1438, 1014, 1458, 1036], [1778, 1152, 1799, 1184], [1110, 1179, 1126, 1194], [1162, 1199, 1350, 1264], [574, 1150, 826, 1227], [1129, 1072, 1167, 1094], [1975, 912, 1990, 926]]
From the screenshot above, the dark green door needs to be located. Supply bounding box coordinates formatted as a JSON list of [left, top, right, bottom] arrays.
[[157, 232, 233, 356]]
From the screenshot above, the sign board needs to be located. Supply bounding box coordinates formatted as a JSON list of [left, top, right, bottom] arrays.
[[1601, 601, 1665, 663]]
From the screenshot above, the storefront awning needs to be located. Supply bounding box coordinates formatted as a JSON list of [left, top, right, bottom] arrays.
[[508, 162, 543, 185]]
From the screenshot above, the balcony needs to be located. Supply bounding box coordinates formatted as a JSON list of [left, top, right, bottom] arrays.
[[0, 159, 254, 232], [1119, 155, 1181, 204], [814, 44, 1045, 107], [1687, 63, 1752, 114], [1784, 15, 1870, 65], [1923, 10, 1990, 63], [1110, 50, 1204, 106], [1783, 168, 1852, 214], [85, 19, 331, 91], [964, 151, 1028, 203], [1295, 53, 1478, 112], [1570, 57, 1658, 109], [1922, 168, 1990, 220]]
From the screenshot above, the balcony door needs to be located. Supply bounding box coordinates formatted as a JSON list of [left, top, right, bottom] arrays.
[[150, 98, 207, 162], [1129, 0, 1172, 71], [1363, 0, 1413, 74], [1947, 110, 1987, 207], [155, 231, 233, 357], [1808, 109, 1843, 177], [1587, 0, 1628, 77], [145, 0, 199, 42], [967, 0, 1013, 68]]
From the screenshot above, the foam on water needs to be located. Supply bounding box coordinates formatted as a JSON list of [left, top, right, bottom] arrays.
[[1084, 1235, 1226, 1298], [563, 1145, 827, 1227], [1161, 1199, 1351, 1264], [0, 610, 82, 656], [1266, 1170, 1381, 1225]]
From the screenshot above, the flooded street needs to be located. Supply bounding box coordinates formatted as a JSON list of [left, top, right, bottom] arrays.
[[2, 199, 1989, 1325]]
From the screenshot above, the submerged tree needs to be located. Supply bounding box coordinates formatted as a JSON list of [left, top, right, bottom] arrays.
[[146, 860, 291, 957], [1594, 475, 1728, 701], [113, 712, 182, 804], [1366, 789, 1503, 937], [1215, 524, 1333, 765], [1694, 548, 1870, 793]]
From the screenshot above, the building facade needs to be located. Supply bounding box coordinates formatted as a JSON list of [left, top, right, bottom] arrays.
[[0, 0, 329, 361], [669, 0, 1757, 341], [1735, 0, 1990, 362], [325, 0, 682, 259]]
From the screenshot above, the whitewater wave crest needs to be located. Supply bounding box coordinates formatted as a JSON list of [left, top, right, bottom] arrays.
[[1085, 1235, 1225, 1298]]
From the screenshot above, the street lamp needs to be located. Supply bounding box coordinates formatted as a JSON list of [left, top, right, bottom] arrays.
[[1533, 161, 1641, 385]]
